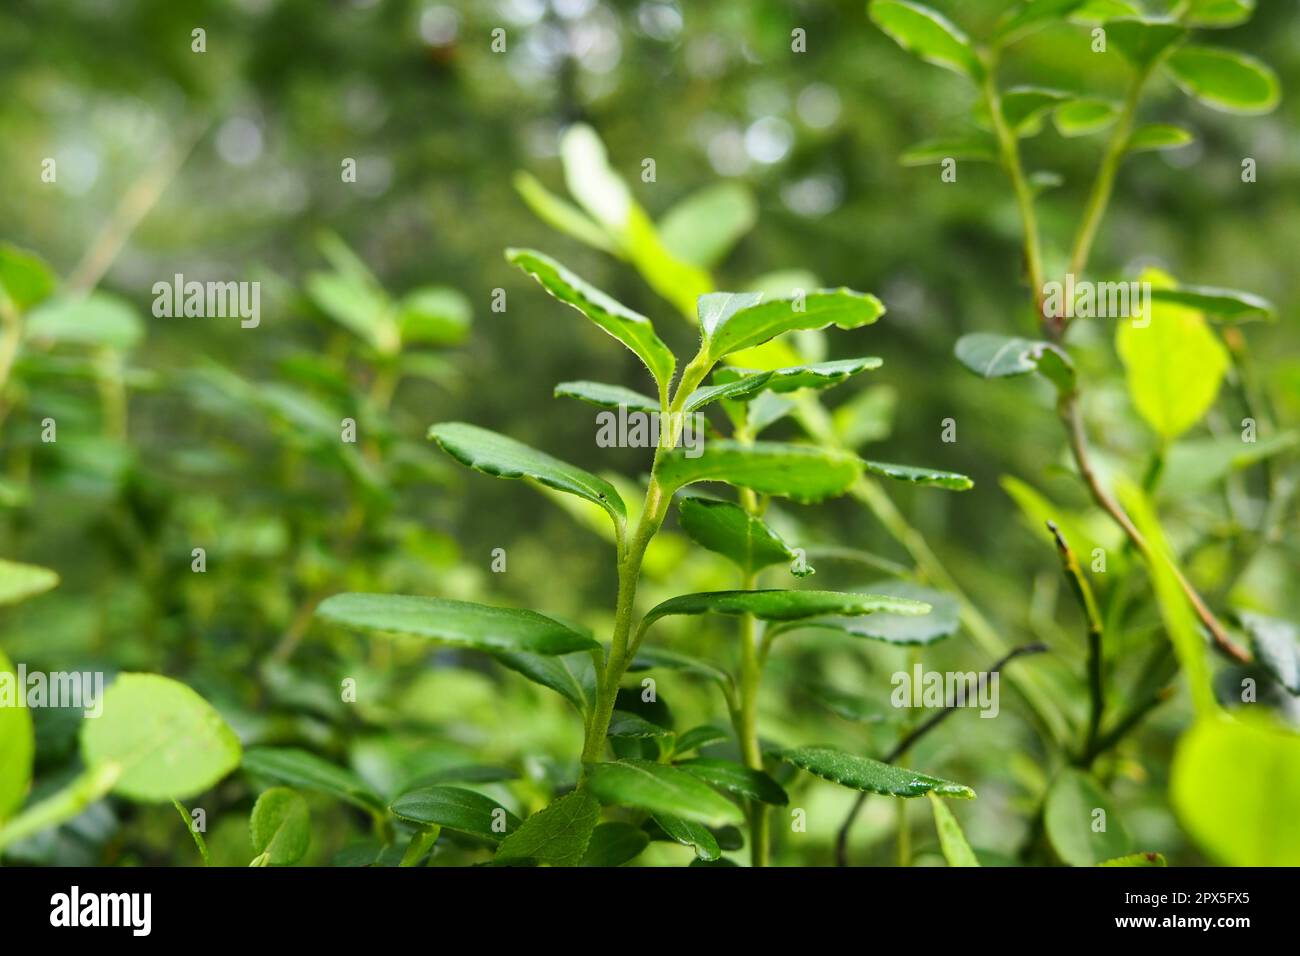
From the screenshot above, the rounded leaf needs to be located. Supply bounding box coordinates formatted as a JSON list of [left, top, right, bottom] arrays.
[[250, 787, 311, 866]]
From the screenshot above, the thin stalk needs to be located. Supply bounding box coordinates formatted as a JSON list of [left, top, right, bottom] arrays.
[[1046, 521, 1105, 760], [172, 799, 211, 866], [0, 763, 122, 855], [398, 826, 441, 867]]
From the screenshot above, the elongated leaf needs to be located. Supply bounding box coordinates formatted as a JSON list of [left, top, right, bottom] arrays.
[[652, 813, 721, 861], [674, 725, 730, 756], [242, 747, 384, 812], [0, 648, 33, 822], [655, 441, 863, 504], [495, 789, 601, 866], [995, 0, 1088, 44], [1116, 272, 1229, 441], [901, 135, 996, 166], [317, 593, 599, 656], [1126, 123, 1195, 153], [1106, 19, 1187, 69], [1162, 431, 1298, 498], [250, 787, 311, 866], [608, 710, 674, 739], [677, 758, 789, 805], [581, 821, 650, 866], [1237, 611, 1300, 695], [1054, 98, 1120, 137], [658, 183, 757, 269], [507, 248, 675, 396], [1148, 285, 1274, 322], [1165, 45, 1279, 114], [799, 580, 960, 645], [629, 646, 732, 688], [1045, 769, 1131, 865], [642, 590, 930, 635], [781, 746, 975, 798], [430, 422, 626, 529], [928, 792, 979, 866], [683, 371, 774, 411], [700, 290, 884, 363], [585, 759, 744, 826], [81, 674, 242, 803], [25, 292, 144, 350], [869, 0, 983, 80], [862, 460, 973, 491], [513, 170, 618, 254], [495, 650, 597, 715], [1099, 852, 1167, 866], [397, 287, 471, 347], [1185, 0, 1255, 28], [677, 496, 806, 574], [0, 559, 59, 607], [391, 786, 520, 842], [554, 380, 660, 414], [560, 123, 632, 233]]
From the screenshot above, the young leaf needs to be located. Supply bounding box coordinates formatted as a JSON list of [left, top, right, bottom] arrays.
[[1116, 275, 1229, 441], [1185, 0, 1255, 29], [429, 422, 626, 530], [677, 496, 807, 575], [658, 183, 758, 269], [1053, 98, 1120, 137], [0, 648, 33, 822], [560, 124, 633, 234], [0, 558, 60, 607], [1165, 45, 1280, 114], [797, 580, 961, 645], [249, 787, 311, 866], [1147, 284, 1275, 322], [1126, 123, 1195, 153], [513, 170, 618, 254], [1105, 19, 1187, 69], [585, 759, 745, 827], [676, 758, 789, 805], [390, 786, 521, 842], [655, 441, 863, 504], [927, 792, 979, 866], [494, 650, 597, 715], [1044, 769, 1131, 865], [316, 593, 600, 656], [1236, 611, 1300, 695], [555, 380, 660, 414], [651, 813, 721, 861], [581, 821, 650, 866], [900, 135, 996, 166], [862, 460, 973, 491], [81, 674, 242, 802], [869, 0, 983, 80], [242, 747, 384, 813], [506, 248, 675, 396], [640, 589, 931, 633], [495, 789, 601, 867], [781, 746, 975, 798], [700, 290, 884, 364]]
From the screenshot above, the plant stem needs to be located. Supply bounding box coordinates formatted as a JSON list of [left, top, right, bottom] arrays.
[[0, 763, 121, 855], [1046, 521, 1105, 761], [172, 799, 211, 866], [399, 825, 441, 867]]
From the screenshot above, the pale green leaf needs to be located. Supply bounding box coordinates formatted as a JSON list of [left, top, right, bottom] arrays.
[[927, 792, 979, 866], [869, 0, 983, 80], [250, 787, 311, 866], [1044, 769, 1131, 865], [1165, 45, 1279, 114], [654, 441, 863, 504], [0, 559, 60, 607], [658, 183, 758, 269], [585, 759, 745, 827]]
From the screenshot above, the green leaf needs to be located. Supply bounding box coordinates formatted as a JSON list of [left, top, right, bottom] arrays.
[[513, 170, 618, 254], [798, 580, 961, 645], [506, 248, 675, 396], [560, 124, 633, 234], [581, 822, 650, 866], [249, 787, 311, 866], [0, 559, 60, 607], [700, 290, 885, 364], [651, 813, 721, 861], [305, 269, 397, 354], [1171, 714, 1300, 866], [608, 710, 674, 739], [869, 0, 983, 80], [1098, 852, 1167, 866], [1236, 611, 1299, 695], [316, 593, 599, 656], [641, 590, 931, 636], [242, 747, 384, 812], [781, 746, 975, 798], [585, 759, 744, 826], [0, 648, 34, 822], [25, 293, 144, 350], [554, 380, 660, 414], [677, 496, 806, 575], [1165, 45, 1279, 114], [494, 650, 597, 715], [390, 786, 520, 842], [655, 441, 863, 504], [900, 135, 996, 166], [1044, 769, 1131, 866], [1185, 0, 1255, 29], [629, 646, 732, 689], [1106, 19, 1188, 69], [430, 422, 626, 530], [927, 792, 979, 866], [1161, 431, 1298, 498], [862, 460, 973, 491], [760, 358, 885, 393], [81, 674, 242, 802], [658, 183, 758, 269], [999, 87, 1073, 136], [683, 371, 774, 411], [1147, 284, 1275, 322], [954, 332, 1071, 381], [674, 725, 731, 756], [677, 758, 789, 805], [397, 287, 471, 347], [0, 244, 57, 311], [995, 0, 1089, 44], [1126, 123, 1195, 153], [1116, 274, 1229, 441], [625, 205, 715, 322], [1053, 98, 1121, 137], [495, 789, 601, 866]]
